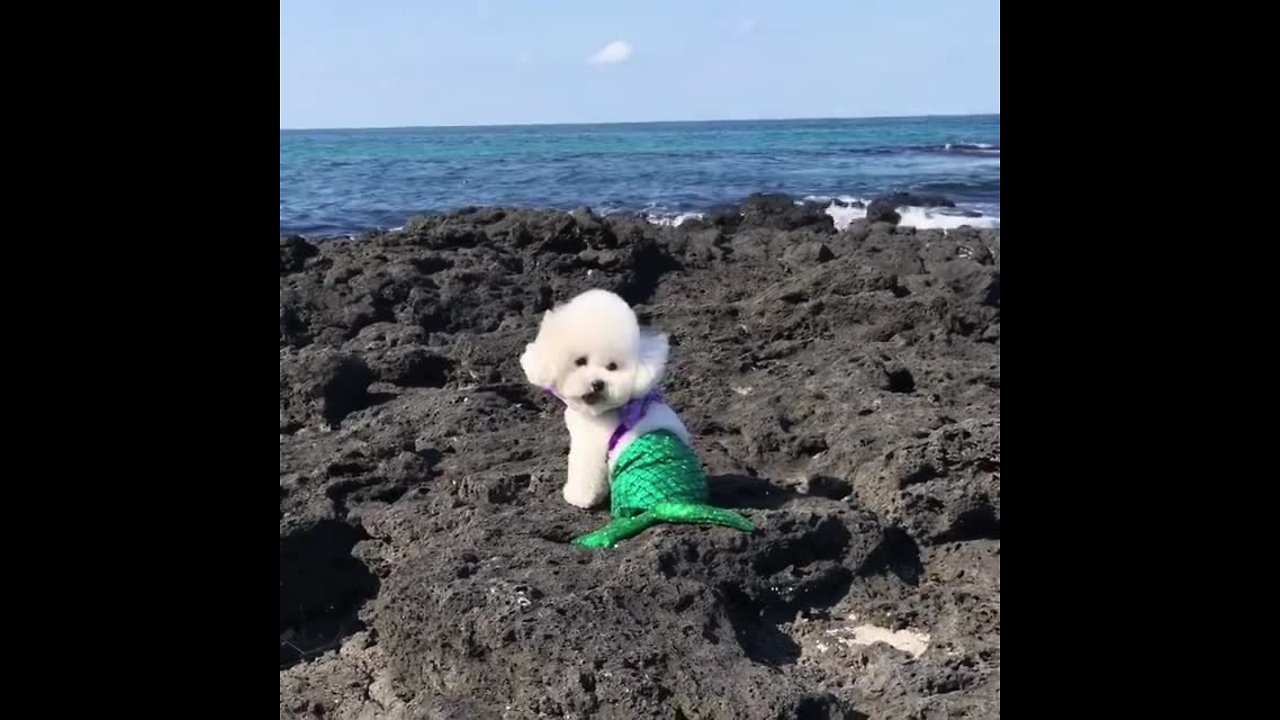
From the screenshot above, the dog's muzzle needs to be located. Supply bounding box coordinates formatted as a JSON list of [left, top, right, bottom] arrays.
[[582, 380, 606, 405]]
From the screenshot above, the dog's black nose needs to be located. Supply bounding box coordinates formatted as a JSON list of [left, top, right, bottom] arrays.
[[591, 379, 605, 393]]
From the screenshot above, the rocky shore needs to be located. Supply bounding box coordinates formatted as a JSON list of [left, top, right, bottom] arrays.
[[280, 194, 1001, 719]]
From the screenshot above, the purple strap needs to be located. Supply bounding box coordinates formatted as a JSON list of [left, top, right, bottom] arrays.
[[607, 390, 661, 453], [542, 387, 661, 454]]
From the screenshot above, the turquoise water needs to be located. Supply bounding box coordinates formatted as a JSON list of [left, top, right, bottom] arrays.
[[280, 115, 999, 236]]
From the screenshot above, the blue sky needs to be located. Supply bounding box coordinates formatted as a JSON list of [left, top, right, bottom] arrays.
[[280, 0, 999, 129]]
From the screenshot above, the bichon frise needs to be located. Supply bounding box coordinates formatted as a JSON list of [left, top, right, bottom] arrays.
[[520, 289, 753, 548], [519, 289, 679, 508]]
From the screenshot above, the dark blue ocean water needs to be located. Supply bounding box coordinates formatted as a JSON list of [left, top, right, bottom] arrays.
[[280, 115, 1000, 237]]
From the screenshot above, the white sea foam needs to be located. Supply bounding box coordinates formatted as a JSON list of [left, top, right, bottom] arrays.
[[644, 211, 703, 227], [820, 199, 1000, 231], [898, 206, 1000, 230], [824, 203, 868, 230], [802, 194, 868, 206], [642, 198, 997, 232]]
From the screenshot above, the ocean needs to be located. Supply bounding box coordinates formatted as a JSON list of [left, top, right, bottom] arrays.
[[280, 115, 1000, 237]]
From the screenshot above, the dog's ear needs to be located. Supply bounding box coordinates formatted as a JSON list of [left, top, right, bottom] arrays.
[[520, 341, 555, 388], [632, 332, 669, 394]]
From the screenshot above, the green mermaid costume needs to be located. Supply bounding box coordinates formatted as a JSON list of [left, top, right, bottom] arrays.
[[559, 391, 755, 549]]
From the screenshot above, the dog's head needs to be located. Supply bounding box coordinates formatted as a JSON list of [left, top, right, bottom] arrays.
[[520, 289, 668, 416]]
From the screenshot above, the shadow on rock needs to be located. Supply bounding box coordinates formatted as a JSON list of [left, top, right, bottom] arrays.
[[279, 519, 380, 670], [709, 473, 801, 510]]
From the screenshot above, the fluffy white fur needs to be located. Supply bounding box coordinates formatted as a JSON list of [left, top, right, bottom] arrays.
[[520, 289, 691, 509]]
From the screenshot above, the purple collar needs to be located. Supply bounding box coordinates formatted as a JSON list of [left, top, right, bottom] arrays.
[[542, 387, 662, 454]]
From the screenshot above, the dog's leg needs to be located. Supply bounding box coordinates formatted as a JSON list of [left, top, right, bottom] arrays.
[[563, 411, 610, 509], [564, 445, 608, 508]]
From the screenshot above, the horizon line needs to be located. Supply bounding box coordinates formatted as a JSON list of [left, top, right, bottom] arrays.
[[279, 111, 999, 133]]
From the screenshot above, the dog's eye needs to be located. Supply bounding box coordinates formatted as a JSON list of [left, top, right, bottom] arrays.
[[606, 362, 618, 371], [575, 357, 587, 367]]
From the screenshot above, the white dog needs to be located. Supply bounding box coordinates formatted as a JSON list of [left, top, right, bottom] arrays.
[[519, 289, 692, 509]]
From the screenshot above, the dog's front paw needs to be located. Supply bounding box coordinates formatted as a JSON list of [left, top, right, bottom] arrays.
[[563, 481, 606, 509]]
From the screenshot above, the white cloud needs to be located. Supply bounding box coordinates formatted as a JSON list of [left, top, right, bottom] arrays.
[[589, 41, 633, 65]]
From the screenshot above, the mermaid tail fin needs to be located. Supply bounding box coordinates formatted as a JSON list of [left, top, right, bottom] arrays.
[[571, 502, 755, 549], [650, 502, 755, 532], [571, 513, 662, 549]]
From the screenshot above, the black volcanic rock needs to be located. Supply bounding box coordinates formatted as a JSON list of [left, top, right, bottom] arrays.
[[866, 192, 958, 225], [864, 199, 902, 225], [873, 192, 957, 209], [737, 193, 835, 232], [281, 235, 319, 274], [280, 204, 1001, 719]]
